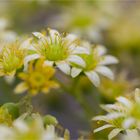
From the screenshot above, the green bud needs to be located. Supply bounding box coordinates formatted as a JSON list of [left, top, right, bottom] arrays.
[[1, 103, 19, 119], [43, 115, 58, 126]]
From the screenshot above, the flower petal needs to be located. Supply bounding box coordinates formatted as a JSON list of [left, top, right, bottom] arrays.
[[68, 55, 86, 67], [32, 32, 44, 39], [85, 71, 100, 87], [64, 34, 78, 44], [72, 46, 90, 54], [95, 66, 114, 80], [134, 88, 140, 103], [48, 29, 60, 43], [95, 45, 107, 56], [24, 54, 40, 71], [71, 67, 82, 78], [116, 97, 132, 108], [108, 128, 122, 140], [123, 118, 135, 129], [94, 124, 114, 133], [44, 60, 54, 66], [100, 55, 119, 65], [14, 82, 28, 94], [56, 61, 71, 75]]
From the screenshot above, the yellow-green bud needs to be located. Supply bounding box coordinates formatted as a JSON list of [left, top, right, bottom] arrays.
[[1, 103, 19, 119]]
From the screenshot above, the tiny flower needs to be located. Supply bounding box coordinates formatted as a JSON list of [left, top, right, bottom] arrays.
[[24, 28, 89, 75], [15, 59, 59, 95], [0, 41, 26, 76], [93, 88, 140, 140], [71, 44, 118, 87]]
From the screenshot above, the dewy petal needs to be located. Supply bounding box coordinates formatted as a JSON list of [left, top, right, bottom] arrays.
[[94, 124, 114, 133], [24, 54, 40, 71], [71, 67, 82, 78], [68, 55, 86, 67], [85, 71, 100, 87], [95, 66, 114, 80], [72, 46, 90, 54], [95, 45, 107, 56], [108, 128, 122, 140], [44, 60, 54, 66], [100, 55, 119, 65], [56, 61, 71, 75], [32, 32, 44, 39]]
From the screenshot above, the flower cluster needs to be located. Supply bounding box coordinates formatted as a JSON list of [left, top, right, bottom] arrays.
[[0, 114, 69, 140], [0, 28, 118, 95], [24, 28, 118, 87], [93, 88, 140, 140]]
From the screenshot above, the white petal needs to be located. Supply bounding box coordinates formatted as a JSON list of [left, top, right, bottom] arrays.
[[20, 38, 32, 49], [71, 67, 82, 78], [72, 46, 90, 54], [107, 112, 125, 119], [48, 29, 60, 43], [95, 66, 114, 80], [95, 45, 107, 56], [44, 60, 54, 66], [116, 97, 132, 108], [4, 75, 15, 85], [108, 128, 122, 140], [24, 54, 40, 71], [64, 34, 78, 44], [93, 115, 107, 122], [32, 32, 44, 39], [13, 120, 29, 132], [123, 118, 135, 129], [85, 71, 100, 87], [56, 61, 71, 75], [94, 124, 114, 133], [101, 104, 123, 112], [100, 55, 119, 65], [68, 55, 86, 67], [134, 88, 140, 102]]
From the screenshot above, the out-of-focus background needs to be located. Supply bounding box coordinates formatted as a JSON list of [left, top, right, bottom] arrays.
[[0, 0, 140, 139]]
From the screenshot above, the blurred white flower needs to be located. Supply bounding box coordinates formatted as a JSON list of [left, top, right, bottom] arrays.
[[24, 28, 89, 75], [71, 44, 118, 87], [0, 115, 68, 140], [93, 88, 140, 140]]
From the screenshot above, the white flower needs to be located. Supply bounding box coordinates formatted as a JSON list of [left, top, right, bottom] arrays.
[[71, 44, 118, 86], [24, 28, 89, 75], [0, 114, 67, 140], [93, 89, 140, 140]]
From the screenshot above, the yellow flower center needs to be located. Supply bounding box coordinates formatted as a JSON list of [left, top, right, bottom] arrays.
[[0, 42, 26, 76], [28, 72, 46, 88], [78, 50, 100, 71]]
